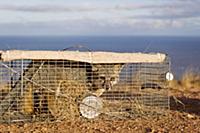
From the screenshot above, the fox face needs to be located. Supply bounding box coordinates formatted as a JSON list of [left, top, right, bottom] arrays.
[[90, 64, 124, 96]]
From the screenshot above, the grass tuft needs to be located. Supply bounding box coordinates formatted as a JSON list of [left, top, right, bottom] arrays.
[[169, 69, 200, 91]]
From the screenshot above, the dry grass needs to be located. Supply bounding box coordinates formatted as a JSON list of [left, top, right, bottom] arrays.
[[169, 69, 200, 92], [47, 80, 87, 121], [0, 83, 10, 100]]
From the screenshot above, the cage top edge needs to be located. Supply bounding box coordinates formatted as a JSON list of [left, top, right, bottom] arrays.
[[0, 50, 168, 63]]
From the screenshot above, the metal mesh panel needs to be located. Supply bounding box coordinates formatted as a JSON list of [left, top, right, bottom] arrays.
[[0, 57, 170, 123]]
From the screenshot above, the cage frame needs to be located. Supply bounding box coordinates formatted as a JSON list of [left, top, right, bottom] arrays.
[[0, 50, 171, 123]]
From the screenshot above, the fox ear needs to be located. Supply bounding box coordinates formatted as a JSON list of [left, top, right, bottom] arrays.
[[114, 64, 124, 72], [92, 64, 102, 72], [92, 67, 98, 72]]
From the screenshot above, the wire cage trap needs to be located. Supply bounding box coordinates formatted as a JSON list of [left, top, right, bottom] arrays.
[[0, 50, 171, 123]]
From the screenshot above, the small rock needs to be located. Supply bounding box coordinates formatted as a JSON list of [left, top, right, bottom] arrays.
[[187, 114, 195, 119], [24, 123, 28, 128], [42, 127, 48, 132], [145, 127, 152, 133]]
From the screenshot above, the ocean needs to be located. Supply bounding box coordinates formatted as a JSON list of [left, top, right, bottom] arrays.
[[0, 36, 200, 79]]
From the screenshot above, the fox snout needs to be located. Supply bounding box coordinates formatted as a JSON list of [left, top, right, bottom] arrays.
[[104, 79, 114, 90], [105, 81, 111, 90]]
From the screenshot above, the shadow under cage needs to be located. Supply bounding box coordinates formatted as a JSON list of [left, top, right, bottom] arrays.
[[0, 50, 171, 123]]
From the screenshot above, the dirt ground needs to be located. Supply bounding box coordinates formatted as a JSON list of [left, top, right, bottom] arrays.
[[0, 87, 200, 133]]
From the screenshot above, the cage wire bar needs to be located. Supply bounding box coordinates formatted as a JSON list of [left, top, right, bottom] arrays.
[[0, 50, 170, 123]]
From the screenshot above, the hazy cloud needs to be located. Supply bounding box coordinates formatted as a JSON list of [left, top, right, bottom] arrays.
[[0, 1, 198, 13], [0, 5, 97, 12], [0, 0, 199, 35], [0, 1, 199, 21]]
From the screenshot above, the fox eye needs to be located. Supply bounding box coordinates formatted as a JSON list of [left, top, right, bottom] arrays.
[[99, 74, 106, 80], [110, 77, 116, 81], [100, 76, 105, 80]]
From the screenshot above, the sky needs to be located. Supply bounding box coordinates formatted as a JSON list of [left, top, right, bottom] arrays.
[[0, 0, 200, 36]]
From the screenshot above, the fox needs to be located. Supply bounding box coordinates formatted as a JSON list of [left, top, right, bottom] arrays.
[[89, 64, 124, 97], [19, 61, 123, 117], [20, 60, 90, 117]]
